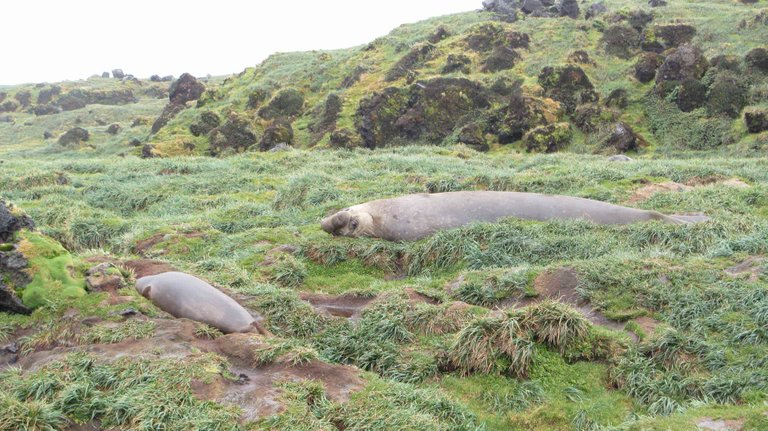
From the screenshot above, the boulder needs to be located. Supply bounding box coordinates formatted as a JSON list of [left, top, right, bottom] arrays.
[[101, 72, 110, 78], [85, 263, 126, 292], [457, 123, 489, 152], [567, 50, 594, 65], [572, 103, 614, 133], [655, 44, 708, 84], [506, 31, 531, 49], [106, 124, 121, 135], [33, 104, 61, 116], [328, 128, 361, 149], [57, 127, 90, 146], [246, 88, 270, 109], [0, 100, 19, 113], [1, 282, 30, 314], [466, 23, 505, 52], [427, 26, 450, 44], [524, 122, 572, 153], [0, 201, 35, 242], [744, 109, 768, 133], [141, 144, 157, 159], [43, 131, 53, 139], [150, 74, 162, 82], [0, 115, 12, 123], [385, 43, 437, 82], [559, 0, 579, 19], [488, 87, 561, 143], [604, 122, 642, 152], [36, 85, 61, 104], [112, 69, 125, 79], [635, 52, 664, 83], [481, 0, 519, 22], [608, 154, 633, 162], [258, 88, 304, 120], [648, 0, 666, 6], [208, 113, 258, 154], [745, 47, 768, 73], [538, 64, 598, 113], [653, 24, 696, 49], [605, 88, 628, 109], [259, 120, 294, 151], [710, 55, 741, 72], [309, 93, 342, 141], [674, 78, 708, 112], [169, 73, 205, 104], [189, 111, 221, 137]]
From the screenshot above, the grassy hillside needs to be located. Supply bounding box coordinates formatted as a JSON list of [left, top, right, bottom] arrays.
[[1, 1, 768, 430]]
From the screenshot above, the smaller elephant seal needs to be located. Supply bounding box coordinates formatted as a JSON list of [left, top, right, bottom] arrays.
[[321, 191, 709, 241], [135, 272, 268, 334]]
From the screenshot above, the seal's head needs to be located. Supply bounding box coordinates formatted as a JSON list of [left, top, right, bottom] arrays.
[[135, 275, 154, 298], [320, 208, 374, 238]]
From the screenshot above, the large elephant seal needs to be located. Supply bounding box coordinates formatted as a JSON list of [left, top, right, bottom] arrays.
[[320, 191, 708, 241], [135, 272, 268, 334]]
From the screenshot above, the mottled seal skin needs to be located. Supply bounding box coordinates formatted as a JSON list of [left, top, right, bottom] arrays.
[[320, 191, 708, 241], [135, 272, 268, 334]]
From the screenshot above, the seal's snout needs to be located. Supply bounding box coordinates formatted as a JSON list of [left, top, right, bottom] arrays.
[[321, 211, 349, 236]]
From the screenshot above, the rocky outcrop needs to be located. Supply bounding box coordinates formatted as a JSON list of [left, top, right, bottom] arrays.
[[745, 109, 768, 133], [169, 73, 206, 104], [258, 88, 305, 120], [259, 120, 294, 151], [57, 127, 90, 146], [208, 113, 258, 154], [524, 122, 572, 153], [538, 65, 598, 113]]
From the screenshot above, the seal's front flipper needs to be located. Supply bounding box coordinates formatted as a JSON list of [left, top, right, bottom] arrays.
[[669, 213, 710, 223]]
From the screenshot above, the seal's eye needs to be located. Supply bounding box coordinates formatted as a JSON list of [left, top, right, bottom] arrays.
[[350, 219, 358, 230]]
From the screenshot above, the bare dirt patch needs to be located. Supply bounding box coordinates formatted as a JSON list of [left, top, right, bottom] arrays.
[[122, 259, 177, 278], [725, 256, 765, 282], [697, 417, 745, 431], [300, 292, 375, 318]]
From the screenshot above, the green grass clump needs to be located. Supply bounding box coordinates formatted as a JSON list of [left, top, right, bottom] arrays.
[[81, 320, 156, 344], [16, 230, 86, 309], [450, 267, 535, 306]]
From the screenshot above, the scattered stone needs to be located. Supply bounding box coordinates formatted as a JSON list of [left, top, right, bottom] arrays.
[[111, 69, 125, 79], [57, 127, 90, 146], [106, 124, 121, 135], [43, 131, 53, 139], [259, 120, 294, 151], [655, 44, 709, 84], [189, 111, 221, 137], [340, 65, 368, 88], [524, 122, 572, 153], [169, 73, 205, 104], [258, 88, 304, 119], [1, 201, 34, 242], [745, 109, 768, 133], [538, 64, 598, 113], [608, 154, 633, 162], [648, 0, 666, 6], [101, 72, 110, 78], [442, 54, 472, 74], [745, 47, 768, 73]]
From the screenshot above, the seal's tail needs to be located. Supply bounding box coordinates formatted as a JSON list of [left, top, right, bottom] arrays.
[[668, 213, 710, 223]]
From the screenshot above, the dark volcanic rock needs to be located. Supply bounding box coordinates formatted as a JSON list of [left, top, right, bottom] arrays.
[[57, 127, 90, 146], [559, 0, 579, 18], [467, 23, 505, 52], [648, 0, 667, 6], [706, 74, 747, 118], [572, 103, 614, 133], [101, 72, 110, 78], [457, 123, 488, 152], [488, 85, 560, 143], [14, 91, 31, 108], [169, 73, 205, 104], [150, 75, 162, 82], [635, 52, 664, 83], [0, 100, 19, 113], [604, 122, 642, 152], [340, 65, 368, 89], [442, 54, 472, 74], [33, 104, 62, 116], [309, 93, 342, 141], [259, 120, 294, 151], [602, 24, 641, 59], [745, 109, 768, 133], [328, 128, 361, 149], [567, 50, 594, 65], [506, 31, 531, 49], [538, 65, 598, 113], [710, 55, 741, 72], [209, 113, 258, 154], [141, 144, 157, 158], [43, 131, 53, 139], [258, 88, 304, 120], [524, 123, 572, 153], [36, 85, 61, 104], [427, 26, 450, 44], [483, 46, 521, 72], [610, 9, 654, 32], [0, 201, 34, 242], [482, 0, 519, 22], [653, 24, 696, 49], [112, 69, 125, 79], [189, 111, 221, 137], [246, 88, 269, 109], [655, 44, 708, 84], [745, 48, 768, 73], [106, 124, 121, 135], [0, 283, 30, 315], [151, 102, 185, 134]]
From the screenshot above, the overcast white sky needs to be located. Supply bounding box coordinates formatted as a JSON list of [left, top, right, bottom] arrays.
[[2, 0, 481, 85]]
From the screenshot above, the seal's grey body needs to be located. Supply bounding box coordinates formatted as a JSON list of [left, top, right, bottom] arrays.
[[135, 271, 263, 334], [321, 191, 707, 241]]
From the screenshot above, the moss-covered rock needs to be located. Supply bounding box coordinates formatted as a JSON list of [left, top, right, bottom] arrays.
[[442, 54, 472, 74], [208, 113, 258, 154], [605, 88, 628, 109], [258, 88, 305, 120], [169, 73, 205, 104], [189, 111, 221, 137], [259, 120, 294, 151], [523, 122, 572, 153], [745, 47, 768, 73], [457, 123, 488, 152], [651, 24, 696, 50], [567, 50, 594, 65], [482, 45, 521, 72], [602, 121, 643, 152], [57, 127, 90, 146], [572, 103, 615, 133], [602, 24, 641, 59], [706, 74, 747, 118], [655, 44, 709, 84], [674, 78, 708, 112], [488, 88, 562, 143], [150, 102, 185, 134], [538, 65, 598, 113], [328, 128, 362, 149], [386, 43, 438, 82], [744, 109, 768, 133]]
